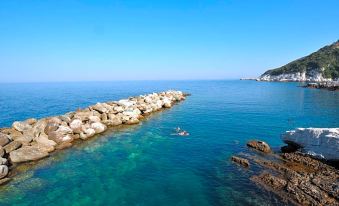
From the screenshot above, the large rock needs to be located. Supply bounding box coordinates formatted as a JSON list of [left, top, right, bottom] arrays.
[[70, 119, 83, 133], [44, 123, 59, 135], [12, 121, 32, 132], [125, 118, 140, 125], [3, 141, 22, 153], [48, 131, 73, 144], [35, 134, 57, 148], [47, 117, 62, 125], [0, 133, 10, 146], [13, 129, 34, 145], [1, 128, 22, 140], [73, 111, 92, 121], [55, 125, 73, 134], [90, 122, 107, 134], [118, 99, 135, 108], [247, 140, 271, 153], [0, 165, 8, 179], [32, 119, 48, 137], [59, 115, 71, 123], [92, 103, 109, 113], [282, 128, 339, 160], [25, 118, 37, 125], [80, 128, 96, 140], [30, 142, 55, 153], [89, 116, 101, 123], [9, 146, 49, 163]]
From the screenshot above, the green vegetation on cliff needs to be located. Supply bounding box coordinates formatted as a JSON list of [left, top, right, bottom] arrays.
[[263, 40, 339, 79]]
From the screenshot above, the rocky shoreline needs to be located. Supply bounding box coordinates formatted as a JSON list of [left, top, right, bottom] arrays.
[[301, 82, 339, 91], [231, 129, 339, 206], [0, 90, 187, 186]]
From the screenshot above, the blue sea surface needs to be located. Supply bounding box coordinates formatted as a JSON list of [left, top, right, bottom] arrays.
[[0, 80, 338, 206]]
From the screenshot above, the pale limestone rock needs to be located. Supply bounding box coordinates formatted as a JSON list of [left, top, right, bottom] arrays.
[[90, 122, 107, 134], [12, 121, 32, 132], [9, 146, 49, 163], [0, 133, 10, 147], [0, 165, 8, 179], [70, 119, 83, 134], [282, 128, 339, 160], [3, 141, 22, 153], [89, 116, 101, 123]]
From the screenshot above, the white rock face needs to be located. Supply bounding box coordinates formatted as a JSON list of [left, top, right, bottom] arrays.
[[258, 70, 333, 82], [282, 128, 339, 160]]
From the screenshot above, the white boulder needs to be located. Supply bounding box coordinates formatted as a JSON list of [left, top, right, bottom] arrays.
[[90, 122, 107, 134], [282, 128, 339, 160]]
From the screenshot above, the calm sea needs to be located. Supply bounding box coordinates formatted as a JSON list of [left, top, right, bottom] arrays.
[[0, 80, 338, 206]]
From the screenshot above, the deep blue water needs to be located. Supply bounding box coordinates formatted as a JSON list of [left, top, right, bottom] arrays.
[[0, 80, 338, 206]]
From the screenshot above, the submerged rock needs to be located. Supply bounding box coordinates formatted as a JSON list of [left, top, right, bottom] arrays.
[[247, 140, 271, 153], [231, 156, 250, 167], [282, 128, 339, 160]]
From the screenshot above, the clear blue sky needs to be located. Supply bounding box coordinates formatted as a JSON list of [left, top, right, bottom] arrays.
[[0, 0, 338, 82]]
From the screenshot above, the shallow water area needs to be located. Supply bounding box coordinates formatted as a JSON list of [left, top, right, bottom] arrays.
[[0, 80, 338, 206]]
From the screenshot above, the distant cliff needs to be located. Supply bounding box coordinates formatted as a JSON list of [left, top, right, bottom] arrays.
[[258, 40, 339, 82]]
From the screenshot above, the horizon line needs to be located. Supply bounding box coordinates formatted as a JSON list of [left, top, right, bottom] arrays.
[[0, 78, 250, 84]]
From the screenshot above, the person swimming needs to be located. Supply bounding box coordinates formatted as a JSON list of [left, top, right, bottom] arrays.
[[178, 131, 189, 136], [173, 127, 189, 136]]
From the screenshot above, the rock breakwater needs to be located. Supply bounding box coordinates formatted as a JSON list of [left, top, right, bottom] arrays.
[[0, 90, 187, 185]]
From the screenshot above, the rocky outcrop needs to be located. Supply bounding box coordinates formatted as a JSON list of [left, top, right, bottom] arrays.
[[231, 156, 249, 167], [282, 128, 339, 160], [0, 90, 187, 185], [232, 139, 339, 205], [257, 71, 333, 82], [258, 40, 339, 82], [251, 153, 339, 206], [246, 140, 271, 153], [302, 81, 339, 91]]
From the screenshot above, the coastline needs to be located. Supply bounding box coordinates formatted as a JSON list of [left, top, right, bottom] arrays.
[[0, 90, 188, 186]]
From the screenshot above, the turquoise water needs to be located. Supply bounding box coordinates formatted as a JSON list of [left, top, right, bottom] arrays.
[[0, 80, 338, 206]]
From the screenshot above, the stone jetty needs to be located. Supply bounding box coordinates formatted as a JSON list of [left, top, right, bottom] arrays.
[[0, 90, 187, 185]]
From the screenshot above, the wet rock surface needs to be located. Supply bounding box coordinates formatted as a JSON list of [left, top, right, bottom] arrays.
[[0, 90, 187, 185], [231, 156, 250, 167], [232, 140, 339, 206], [246, 140, 271, 153]]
